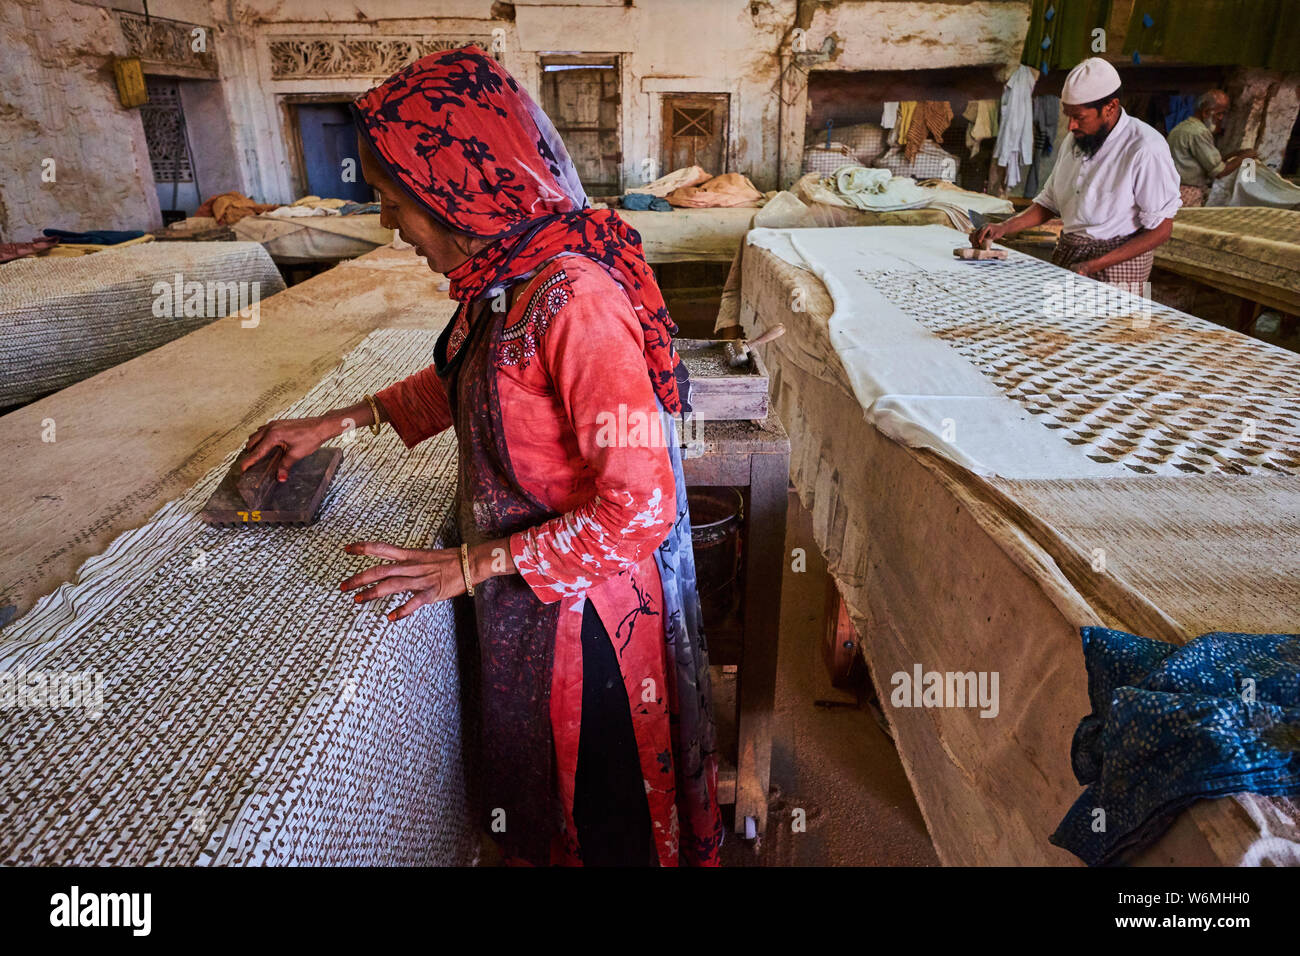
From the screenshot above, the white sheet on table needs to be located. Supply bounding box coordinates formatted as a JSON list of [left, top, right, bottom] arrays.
[[747, 225, 1128, 479]]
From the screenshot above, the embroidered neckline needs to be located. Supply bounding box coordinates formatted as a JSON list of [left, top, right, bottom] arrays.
[[496, 269, 572, 370]]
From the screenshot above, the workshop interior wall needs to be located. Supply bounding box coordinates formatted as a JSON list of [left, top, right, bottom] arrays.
[[0, 0, 163, 240], [25, 0, 1257, 240]]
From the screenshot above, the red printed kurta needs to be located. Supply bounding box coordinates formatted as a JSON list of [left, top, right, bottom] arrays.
[[376, 255, 715, 865]]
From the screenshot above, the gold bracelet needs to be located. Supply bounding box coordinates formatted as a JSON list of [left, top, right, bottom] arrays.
[[459, 542, 475, 597], [363, 393, 382, 436]]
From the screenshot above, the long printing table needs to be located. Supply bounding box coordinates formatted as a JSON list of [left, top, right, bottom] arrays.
[[0, 241, 285, 408], [1155, 206, 1300, 325], [735, 225, 1300, 866], [0, 249, 480, 864]]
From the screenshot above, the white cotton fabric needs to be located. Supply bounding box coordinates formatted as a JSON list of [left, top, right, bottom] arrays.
[[1209, 159, 1300, 209], [745, 224, 1300, 479], [832, 165, 932, 210], [1034, 110, 1182, 239], [746, 225, 1122, 478]]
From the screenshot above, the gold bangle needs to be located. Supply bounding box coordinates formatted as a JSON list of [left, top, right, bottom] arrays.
[[459, 542, 475, 597], [363, 394, 382, 436]]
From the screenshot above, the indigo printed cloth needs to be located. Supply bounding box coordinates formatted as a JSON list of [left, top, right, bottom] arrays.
[[1052, 626, 1300, 865]]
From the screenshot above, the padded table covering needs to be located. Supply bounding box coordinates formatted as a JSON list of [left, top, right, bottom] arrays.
[[232, 214, 394, 263], [0, 241, 286, 407], [738, 236, 1300, 866], [1156, 206, 1300, 314], [0, 329, 477, 865], [614, 207, 757, 263]]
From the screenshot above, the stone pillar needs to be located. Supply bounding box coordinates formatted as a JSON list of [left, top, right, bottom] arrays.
[[777, 52, 809, 191], [1221, 68, 1300, 168]]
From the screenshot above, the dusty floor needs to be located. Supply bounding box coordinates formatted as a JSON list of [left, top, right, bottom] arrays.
[[714, 489, 939, 867]]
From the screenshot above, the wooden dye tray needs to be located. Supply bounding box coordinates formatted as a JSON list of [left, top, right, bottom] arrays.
[[676, 338, 770, 421]]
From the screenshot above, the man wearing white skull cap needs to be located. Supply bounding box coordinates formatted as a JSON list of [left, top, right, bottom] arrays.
[[972, 57, 1181, 292]]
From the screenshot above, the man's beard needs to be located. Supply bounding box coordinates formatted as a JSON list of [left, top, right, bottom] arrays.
[[1074, 122, 1114, 159]]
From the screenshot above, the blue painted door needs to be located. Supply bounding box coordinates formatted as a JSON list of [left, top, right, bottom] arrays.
[[296, 103, 373, 202]]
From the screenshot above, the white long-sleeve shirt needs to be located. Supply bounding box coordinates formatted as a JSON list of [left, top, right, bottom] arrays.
[[1034, 109, 1181, 240]]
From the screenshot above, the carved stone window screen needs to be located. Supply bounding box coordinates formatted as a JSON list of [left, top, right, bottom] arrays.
[[269, 37, 498, 79], [141, 79, 194, 184]]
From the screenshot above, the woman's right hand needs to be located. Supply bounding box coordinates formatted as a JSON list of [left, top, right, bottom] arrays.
[[241, 417, 332, 482]]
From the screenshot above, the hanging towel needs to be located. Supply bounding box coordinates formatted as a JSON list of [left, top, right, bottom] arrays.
[[881, 101, 900, 129], [1164, 93, 1198, 133], [993, 65, 1038, 189], [896, 101, 918, 146], [1024, 95, 1062, 195], [1051, 626, 1300, 867], [962, 99, 1000, 157], [905, 101, 954, 163], [1032, 95, 1060, 156]]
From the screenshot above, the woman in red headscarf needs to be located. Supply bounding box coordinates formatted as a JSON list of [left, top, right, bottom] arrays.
[[240, 47, 722, 866]]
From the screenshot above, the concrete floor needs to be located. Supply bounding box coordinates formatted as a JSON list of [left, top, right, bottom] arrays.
[[715, 489, 939, 867]]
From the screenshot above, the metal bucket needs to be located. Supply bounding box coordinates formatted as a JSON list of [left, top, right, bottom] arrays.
[[688, 487, 744, 625]]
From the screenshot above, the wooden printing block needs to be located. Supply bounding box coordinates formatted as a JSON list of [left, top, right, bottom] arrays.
[[200, 447, 343, 527], [953, 246, 1007, 261], [676, 337, 769, 421]]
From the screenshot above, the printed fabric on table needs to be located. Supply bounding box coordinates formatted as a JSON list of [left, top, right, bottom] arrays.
[[1051, 626, 1300, 866]]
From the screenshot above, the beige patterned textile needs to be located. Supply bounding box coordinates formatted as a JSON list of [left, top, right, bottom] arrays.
[[0, 242, 285, 406], [0, 330, 477, 865], [1157, 207, 1300, 313]]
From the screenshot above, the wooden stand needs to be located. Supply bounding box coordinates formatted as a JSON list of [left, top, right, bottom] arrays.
[[822, 577, 860, 689], [681, 408, 789, 839]]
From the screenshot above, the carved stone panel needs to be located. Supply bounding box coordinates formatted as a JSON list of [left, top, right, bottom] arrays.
[[118, 12, 218, 79], [268, 36, 496, 79]]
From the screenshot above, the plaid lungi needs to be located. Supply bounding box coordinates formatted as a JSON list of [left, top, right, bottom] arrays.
[[1179, 184, 1208, 207], [1052, 230, 1153, 293]]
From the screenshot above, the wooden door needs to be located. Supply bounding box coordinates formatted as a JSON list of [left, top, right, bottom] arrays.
[[295, 103, 373, 203], [541, 56, 621, 197], [661, 94, 729, 178]]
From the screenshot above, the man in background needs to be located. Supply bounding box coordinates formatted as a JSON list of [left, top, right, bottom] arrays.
[[1167, 89, 1257, 207]]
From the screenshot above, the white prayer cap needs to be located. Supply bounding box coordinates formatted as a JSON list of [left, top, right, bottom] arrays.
[[1061, 57, 1121, 106]]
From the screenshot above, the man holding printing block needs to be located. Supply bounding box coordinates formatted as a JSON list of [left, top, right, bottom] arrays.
[[971, 57, 1181, 293]]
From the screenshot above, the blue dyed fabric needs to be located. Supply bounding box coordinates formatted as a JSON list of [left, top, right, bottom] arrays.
[[1051, 627, 1300, 865], [621, 193, 672, 212], [42, 228, 146, 245]]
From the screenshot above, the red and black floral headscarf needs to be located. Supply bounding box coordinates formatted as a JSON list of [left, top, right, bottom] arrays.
[[352, 46, 689, 413]]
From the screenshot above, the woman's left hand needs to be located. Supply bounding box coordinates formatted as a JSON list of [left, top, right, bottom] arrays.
[[340, 542, 465, 622], [340, 538, 515, 622]]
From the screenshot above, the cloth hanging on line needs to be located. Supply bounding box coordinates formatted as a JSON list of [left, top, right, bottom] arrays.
[[1023, 95, 1061, 196], [1164, 94, 1198, 133], [962, 99, 1000, 157], [993, 65, 1038, 190], [881, 101, 899, 129], [905, 101, 954, 163], [1052, 626, 1300, 867], [895, 101, 918, 146]]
